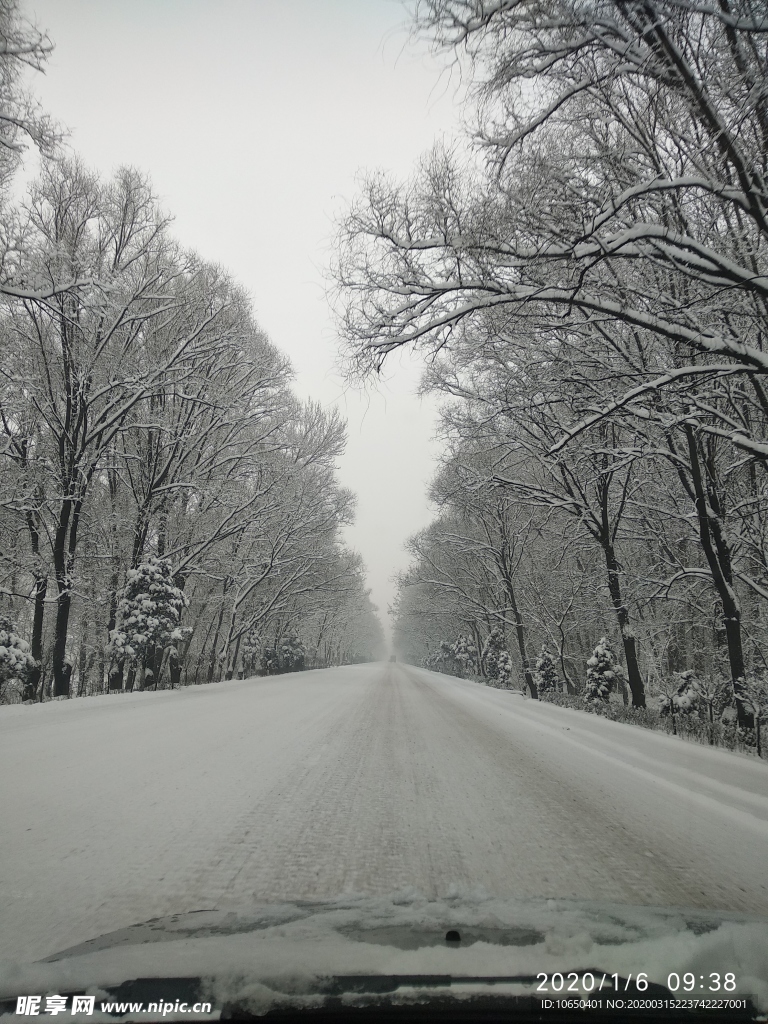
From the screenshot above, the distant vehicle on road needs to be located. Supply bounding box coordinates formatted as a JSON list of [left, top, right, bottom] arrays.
[[389, 655, 396, 662]]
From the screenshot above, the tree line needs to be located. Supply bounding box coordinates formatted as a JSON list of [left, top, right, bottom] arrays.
[[0, 0, 384, 702], [335, 0, 768, 735]]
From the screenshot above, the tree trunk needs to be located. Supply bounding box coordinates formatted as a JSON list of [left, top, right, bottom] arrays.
[[23, 505, 48, 701], [109, 657, 125, 692], [205, 578, 229, 683], [503, 574, 536, 697], [602, 541, 646, 707], [169, 569, 190, 688], [24, 573, 47, 701], [77, 617, 89, 697], [106, 463, 124, 692], [225, 635, 242, 680], [683, 425, 750, 727], [555, 630, 576, 694], [51, 588, 73, 697], [51, 495, 84, 697], [170, 644, 185, 688]]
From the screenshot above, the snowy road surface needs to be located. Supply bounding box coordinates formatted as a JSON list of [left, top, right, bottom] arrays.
[[2, 662, 768, 962]]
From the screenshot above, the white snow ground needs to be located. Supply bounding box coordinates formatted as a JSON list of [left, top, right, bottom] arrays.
[[1, 661, 767, 973]]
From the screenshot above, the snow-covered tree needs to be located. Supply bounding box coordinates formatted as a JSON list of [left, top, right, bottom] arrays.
[[584, 638, 619, 705], [0, 0, 56, 217], [480, 629, 514, 687], [260, 647, 278, 676], [109, 558, 187, 690], [334, 0, 768, 720], [279, 633, 305, 673], [0, 612, 35, 702], [692, 675, 731, 727], [241, 628, 261, 678], [482, 628, 504, 681], [656, 671, 702, 721], [534, 648, 559, 695], [452, 634, 477, 677], [496, 649, 514, 688]]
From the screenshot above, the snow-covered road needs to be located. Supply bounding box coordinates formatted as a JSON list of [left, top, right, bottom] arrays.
[[2, 662, 767, 962]]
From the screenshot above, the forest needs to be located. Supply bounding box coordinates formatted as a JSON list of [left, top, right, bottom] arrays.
[[0, 0, 384, 703], [334, 0, 768, 749]]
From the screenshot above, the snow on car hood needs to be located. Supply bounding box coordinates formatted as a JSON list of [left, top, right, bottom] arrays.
[[1, 892, 767, 1019]]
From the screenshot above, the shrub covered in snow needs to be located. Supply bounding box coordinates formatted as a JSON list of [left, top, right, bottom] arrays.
[[657, 670, 702, 717], [541, 687, 765, 759], [425, 635, 479, 678], [482, 628, 504, 680], [534, 647, 560, 694], [280, 633, 305, 673], [259, 634, 306, 675], [482, 629, 515, 686], [496, 648, 514, 687], [0, 614, 35, 703], [108, 558, 188, 682], [260, 647, 278, 675], [424, 642, 451, 673], [689, 674, 732, 724], [584, 637, 619, 704], [241, 629, 262, 676], [720, 706, 737, 725], [452, 634, 477, 677]]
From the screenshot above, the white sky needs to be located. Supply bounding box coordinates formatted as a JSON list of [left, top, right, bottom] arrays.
[[25, 0, 465, 638]]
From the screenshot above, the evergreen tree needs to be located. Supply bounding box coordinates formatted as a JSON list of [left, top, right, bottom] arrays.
[[497, 649, 514, 687], [534, 647, 559, 695], [482, 628, 504, 681], [280, 633, 305, 673], [452, 634, 477, 677], [260, 647, 278, 675], [584, 637, 619, 705], [0, 613, 35, 703], [109, 557, 188, 690]]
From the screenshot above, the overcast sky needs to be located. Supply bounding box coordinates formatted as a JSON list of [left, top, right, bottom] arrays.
[[26, 0, 466, 638]]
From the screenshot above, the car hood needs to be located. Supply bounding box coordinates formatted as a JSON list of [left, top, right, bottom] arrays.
[[1, 893, 767, 1019]]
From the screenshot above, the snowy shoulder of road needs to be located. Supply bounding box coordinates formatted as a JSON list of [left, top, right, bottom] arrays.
[[421, 667, 768, 819]]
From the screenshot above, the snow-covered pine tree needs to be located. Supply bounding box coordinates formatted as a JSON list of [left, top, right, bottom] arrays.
[[0, 614, 35, 703], [241, 628, 261, 678], [656, 671, 702, 716], [482, 628, 504, 682], [109, 557, 188, 690], [260, 647, 278, 675], [584, 637, 619, 705], [452, 634, 477, 677], [497, 649, 514, 688], [673, 671, 700, 715], [534, 647, 559, 695], [280, 633, 305, 673], [439, 641, 453, 673]]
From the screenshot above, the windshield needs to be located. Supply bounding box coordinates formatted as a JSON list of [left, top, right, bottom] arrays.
[[1, 2, 767, 1022]]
